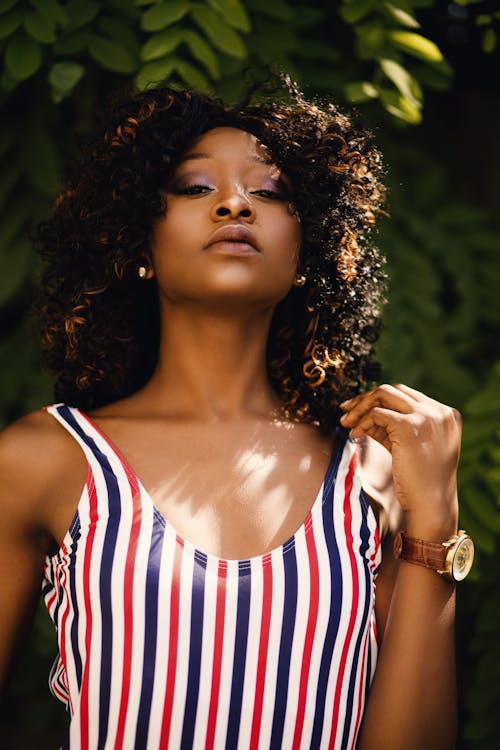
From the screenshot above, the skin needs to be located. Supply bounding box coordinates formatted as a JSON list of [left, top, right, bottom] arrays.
[[0, 128, 460, 748]]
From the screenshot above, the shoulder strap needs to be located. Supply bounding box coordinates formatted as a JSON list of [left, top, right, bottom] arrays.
[[44, 403, 121, 474]]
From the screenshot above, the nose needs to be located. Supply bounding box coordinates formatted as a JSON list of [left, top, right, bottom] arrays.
[[210, 190, 256, 222]]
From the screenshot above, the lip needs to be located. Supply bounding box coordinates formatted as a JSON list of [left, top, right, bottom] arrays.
[[204, 224, 260, 253]]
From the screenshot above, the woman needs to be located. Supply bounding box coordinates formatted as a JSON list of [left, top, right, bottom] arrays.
[[0, 80, 471, 749]]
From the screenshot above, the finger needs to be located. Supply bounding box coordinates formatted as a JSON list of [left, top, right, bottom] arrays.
[[390, 383, 426, 402], [348, 407, 407, 450], [340, 384, 414, 426]]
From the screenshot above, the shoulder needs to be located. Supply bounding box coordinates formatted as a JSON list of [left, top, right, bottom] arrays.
[[357, 435, 403, 541], [0, 408, 85, 535]]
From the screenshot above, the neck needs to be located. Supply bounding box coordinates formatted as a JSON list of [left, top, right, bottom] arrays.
[[140, 302, 281, 421]]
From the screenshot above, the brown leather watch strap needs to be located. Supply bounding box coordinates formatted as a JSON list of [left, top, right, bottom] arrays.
[[393, 531, 448, 571]]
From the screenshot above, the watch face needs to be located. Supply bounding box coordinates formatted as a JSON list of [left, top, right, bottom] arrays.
[[452, 536, 474, 581]]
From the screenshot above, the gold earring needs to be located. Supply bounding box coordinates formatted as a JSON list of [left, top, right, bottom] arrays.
[[137, 265, 147, 279], [293, 273, 306, 287]]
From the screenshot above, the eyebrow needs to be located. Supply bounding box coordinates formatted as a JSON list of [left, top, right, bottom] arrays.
[[180, 152, 273, 165]]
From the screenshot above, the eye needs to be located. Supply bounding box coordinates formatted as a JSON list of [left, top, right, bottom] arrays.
[[251, 189, 287, 200], [177, 184, 213, 195]]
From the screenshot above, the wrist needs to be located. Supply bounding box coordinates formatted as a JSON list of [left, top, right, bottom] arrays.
[[404, 503, 459, 542]]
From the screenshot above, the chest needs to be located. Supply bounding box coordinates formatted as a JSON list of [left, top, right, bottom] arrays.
[[105, 425, 334, 559]]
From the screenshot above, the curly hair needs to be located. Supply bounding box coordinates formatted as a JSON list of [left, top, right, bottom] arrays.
[[35, 76, 386, 433]]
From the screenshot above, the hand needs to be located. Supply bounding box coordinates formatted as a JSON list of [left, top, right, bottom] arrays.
[[340, 384, 460, 538]]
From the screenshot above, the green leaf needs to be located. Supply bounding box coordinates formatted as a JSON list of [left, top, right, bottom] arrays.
[[98, 16, 140, 56], [339, 0, 376, 24], [0, 238, 32, 308], [89, 34, 138, 73], [183, 29, 220, 78], [0, 159, 20, 210], [246, 0, 293, 21], [135, 0, 161, 5], [482, 27, 497, 54], [5, 33, 42, 80], [20, 122, 60, 195], [0, 198, 27, 252], [65, 1, 100, 32], [354, 22, 385, 58], [23, 10, 57, 43], [141, 26, 184, 61], [29, 0, 68, 27], [388, 30, 444, 62], [135, 54, 178, 89], [0, 0, 19, 13], [344, 80, 379, 102], [412, 63, 452, 91], [207, 0, 251, 32], [291, 5, 326, 29], [141, 0, 191, 31], [464, 487, 500, 532], [476, 14, 492, 26], [0, 8, 22, 39], [379, 58, 422, 106], [379, 87, 422, 123], [48, 60, 85, 92], [52, 28, 90, 54], [191, 4, 245, 57], [382, 2, 420, 29], [176, 59, 210, 91]]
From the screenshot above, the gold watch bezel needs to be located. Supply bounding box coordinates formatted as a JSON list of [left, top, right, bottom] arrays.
[[439, 530, 474, 582]]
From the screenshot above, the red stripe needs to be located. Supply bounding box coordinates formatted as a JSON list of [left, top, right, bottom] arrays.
[[114, 466, 142, 748], [329, 455, 360, 749], [159, 536, 184, 750], [58, 543, 74, 713], [79, 470, 98, 750], [352, 627, 370, 743], [78, 410, 145, 745], [292, 525, 320, 749], [205, 561, 228, 749], [249, 555, 273, 750]]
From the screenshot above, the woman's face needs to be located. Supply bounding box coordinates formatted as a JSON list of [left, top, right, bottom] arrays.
[[149, 127, 302, 310]]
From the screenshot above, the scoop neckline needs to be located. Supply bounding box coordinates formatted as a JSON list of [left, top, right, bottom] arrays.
[[71, 405, 344, 568]]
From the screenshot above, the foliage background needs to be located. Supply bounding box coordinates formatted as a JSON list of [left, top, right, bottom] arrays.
[[0, 0, 499, 747]]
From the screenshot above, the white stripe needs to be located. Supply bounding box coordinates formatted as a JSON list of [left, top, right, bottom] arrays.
[[258, 549, 285, 748], [236, 556, 263, 750], [300, 506, 332, 749], [169, 545, 194, 747], [146, 526, 176, 745], [192, 553, 219, 748], [84, 460, 108, 750], [104, 468, 134, 744], [281, 523, 311, 744], [122, 490, 154, 747], [213, 560, 239, 749]]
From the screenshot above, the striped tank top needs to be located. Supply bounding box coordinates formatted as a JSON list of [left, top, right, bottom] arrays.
[[42, 403, 381, 750]]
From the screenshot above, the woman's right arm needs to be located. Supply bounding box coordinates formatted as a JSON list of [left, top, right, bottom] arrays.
[[0, 412, 70, 695]]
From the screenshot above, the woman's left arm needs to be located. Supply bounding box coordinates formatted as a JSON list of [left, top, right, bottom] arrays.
[[341, 383, 462, 750]]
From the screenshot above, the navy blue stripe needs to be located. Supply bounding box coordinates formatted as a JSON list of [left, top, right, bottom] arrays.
[[340, 499, 372, 750], [365, 629, 373, 699], [309, 430, 347, 748], [52, 563, 65, 629], [67, 518, 83, 690], [134, 513, 166, 749], [180, 551, 208, 750], [224, 561, 252, 749], [269, 546, 297, 749], [58, 405, 121, 750]]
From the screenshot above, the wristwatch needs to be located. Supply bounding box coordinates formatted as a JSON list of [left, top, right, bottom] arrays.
[[393, 530, 474, 582]]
